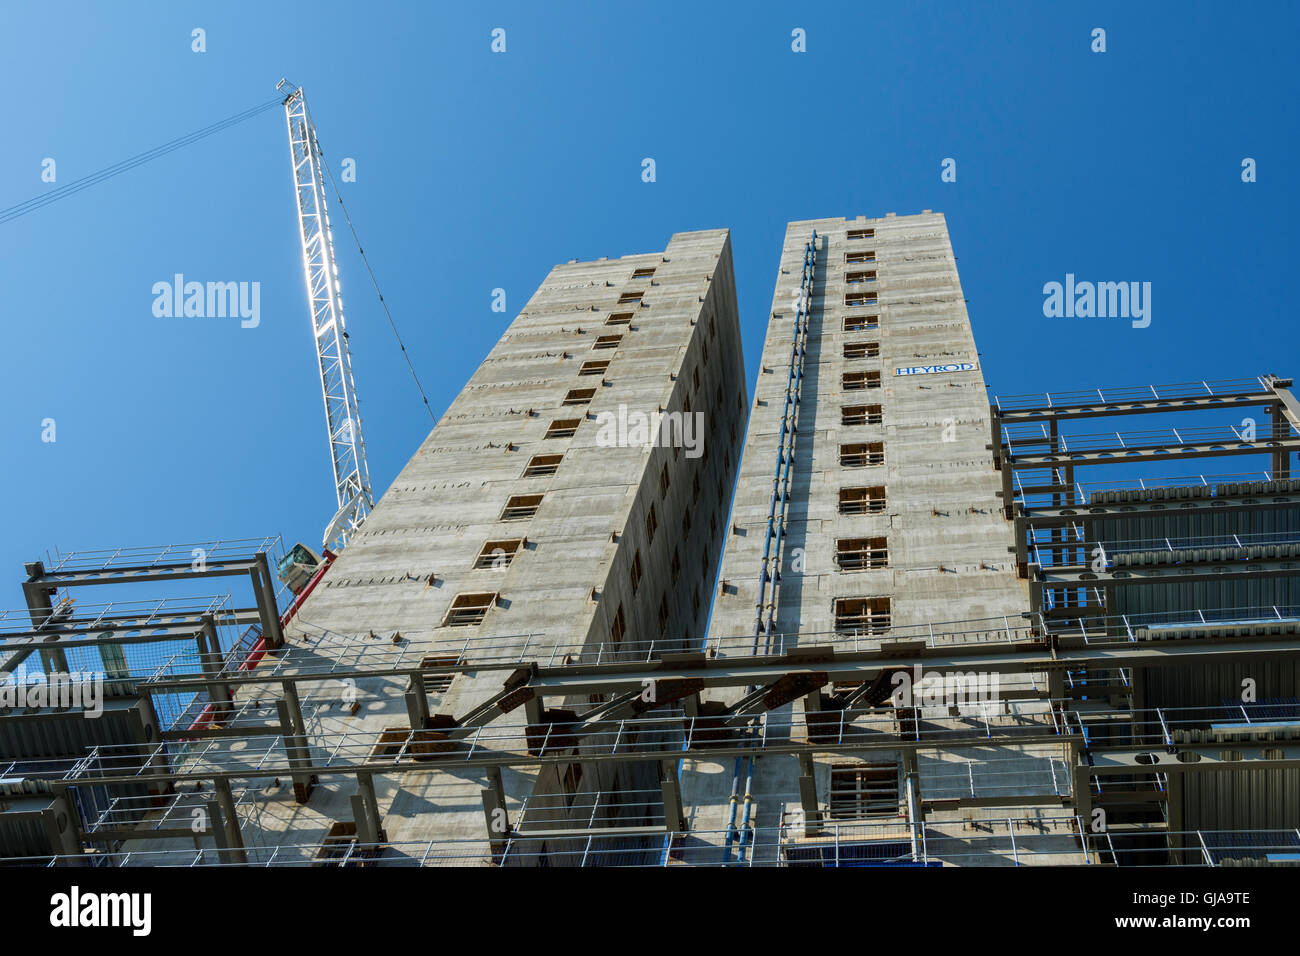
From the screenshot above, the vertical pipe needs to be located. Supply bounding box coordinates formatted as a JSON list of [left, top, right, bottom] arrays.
[[730, 231, 817, 863]]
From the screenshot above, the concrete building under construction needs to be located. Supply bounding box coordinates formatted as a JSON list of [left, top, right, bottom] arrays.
[[2, 212, 1298, 866]]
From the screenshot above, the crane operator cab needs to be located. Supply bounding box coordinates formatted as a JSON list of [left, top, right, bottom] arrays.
[[277, 543, 323, 595]]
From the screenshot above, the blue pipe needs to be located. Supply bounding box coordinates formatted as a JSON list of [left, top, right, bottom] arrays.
[[722, 756, 743, 860], [727, 232, 816, 864], [736, 755, 756, 861]]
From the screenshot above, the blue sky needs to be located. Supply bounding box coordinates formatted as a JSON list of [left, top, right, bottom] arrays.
[[0, 1, 1296, 609]]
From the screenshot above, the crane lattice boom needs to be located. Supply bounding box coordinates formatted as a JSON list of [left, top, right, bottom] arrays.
[[280, 84, 373, 552]]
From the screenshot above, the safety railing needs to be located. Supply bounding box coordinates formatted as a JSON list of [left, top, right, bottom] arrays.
[[8, 822, 1298, 867], [43, 537, 281, 573], [1011, 469, 1282, 509], [1003, 421, 1298, 458], [1028, 530, 1300, 570], [992, 377, 1274, 414], [141, 614, 1043, 689]]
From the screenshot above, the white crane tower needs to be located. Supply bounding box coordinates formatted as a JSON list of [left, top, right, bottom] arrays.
[[278, 80, 374, 562]]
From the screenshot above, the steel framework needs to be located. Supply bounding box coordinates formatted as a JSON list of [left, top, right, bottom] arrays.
[[3, 376, 1298, 867], [280, 83, 373, 551], [5, 552, 1300, 867]]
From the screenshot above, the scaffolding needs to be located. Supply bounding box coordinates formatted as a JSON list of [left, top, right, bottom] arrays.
[[5, 550, 1300, 867], [7, 821, 1300, 867], [0, 373, 1296, 866]]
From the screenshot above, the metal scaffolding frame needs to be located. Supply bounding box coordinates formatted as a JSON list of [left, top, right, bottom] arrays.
[[5, 535, 1300, 867], [7, 819, 1300, 867], [0, 373, 1296, 866]]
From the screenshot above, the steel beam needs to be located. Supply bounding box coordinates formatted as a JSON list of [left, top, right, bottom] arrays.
[[1021, 492, 1300, 527], [21, 551, 284, 652], [659, 760, 687, 833], [405, 672, 430, 730], [1088, 742, 1300, 775], [0, 608, 261, 652], [352, 771, 383, 846], [1269, 378, 1300, 430], [213, 777, 245, 863], [61, 727, 1077, 790], [25, 557, 265, 589], [481, 765, 509, 851], [1004, 436, 1300, 470], [1038, 558, 1300, 587], [994, 389, 1277, 425], [19, 563, 66, 676], [276, 686, 315, 803], [142, 626, 1300, 716]]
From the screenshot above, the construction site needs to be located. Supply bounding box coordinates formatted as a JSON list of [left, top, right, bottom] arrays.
[[2, 86, 1298, 870]]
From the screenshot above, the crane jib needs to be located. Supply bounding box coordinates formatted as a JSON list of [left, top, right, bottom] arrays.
[[282, 86, 374, 554]]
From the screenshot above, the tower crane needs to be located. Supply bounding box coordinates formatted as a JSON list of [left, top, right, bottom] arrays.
[[275, 80, 374, 591], [0, 79, 387, 597]]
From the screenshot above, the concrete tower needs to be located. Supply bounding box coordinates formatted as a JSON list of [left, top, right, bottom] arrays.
[[684, 213, 1073, 864], [243, 227, 749, 857], [6, 217, 1297, 868]]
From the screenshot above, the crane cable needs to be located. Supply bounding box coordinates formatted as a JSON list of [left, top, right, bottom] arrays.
[[317, 142, 438, 423], [0, 95, 283, 225], [0, 90, 439, 425]]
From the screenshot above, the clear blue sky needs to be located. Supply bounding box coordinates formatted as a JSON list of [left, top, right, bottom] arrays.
[[1, 1, 1295, 609]]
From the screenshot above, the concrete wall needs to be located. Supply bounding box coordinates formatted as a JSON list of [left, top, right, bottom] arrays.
[[682, 213, 1066, 864], [132, 229, 749, 863]]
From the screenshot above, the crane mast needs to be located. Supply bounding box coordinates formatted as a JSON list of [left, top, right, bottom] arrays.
[[280, 83, 373, 553]]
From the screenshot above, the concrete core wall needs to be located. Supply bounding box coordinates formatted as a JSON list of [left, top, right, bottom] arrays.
[[682, 213, 1068, 864], [133, 229, 749, 862]]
